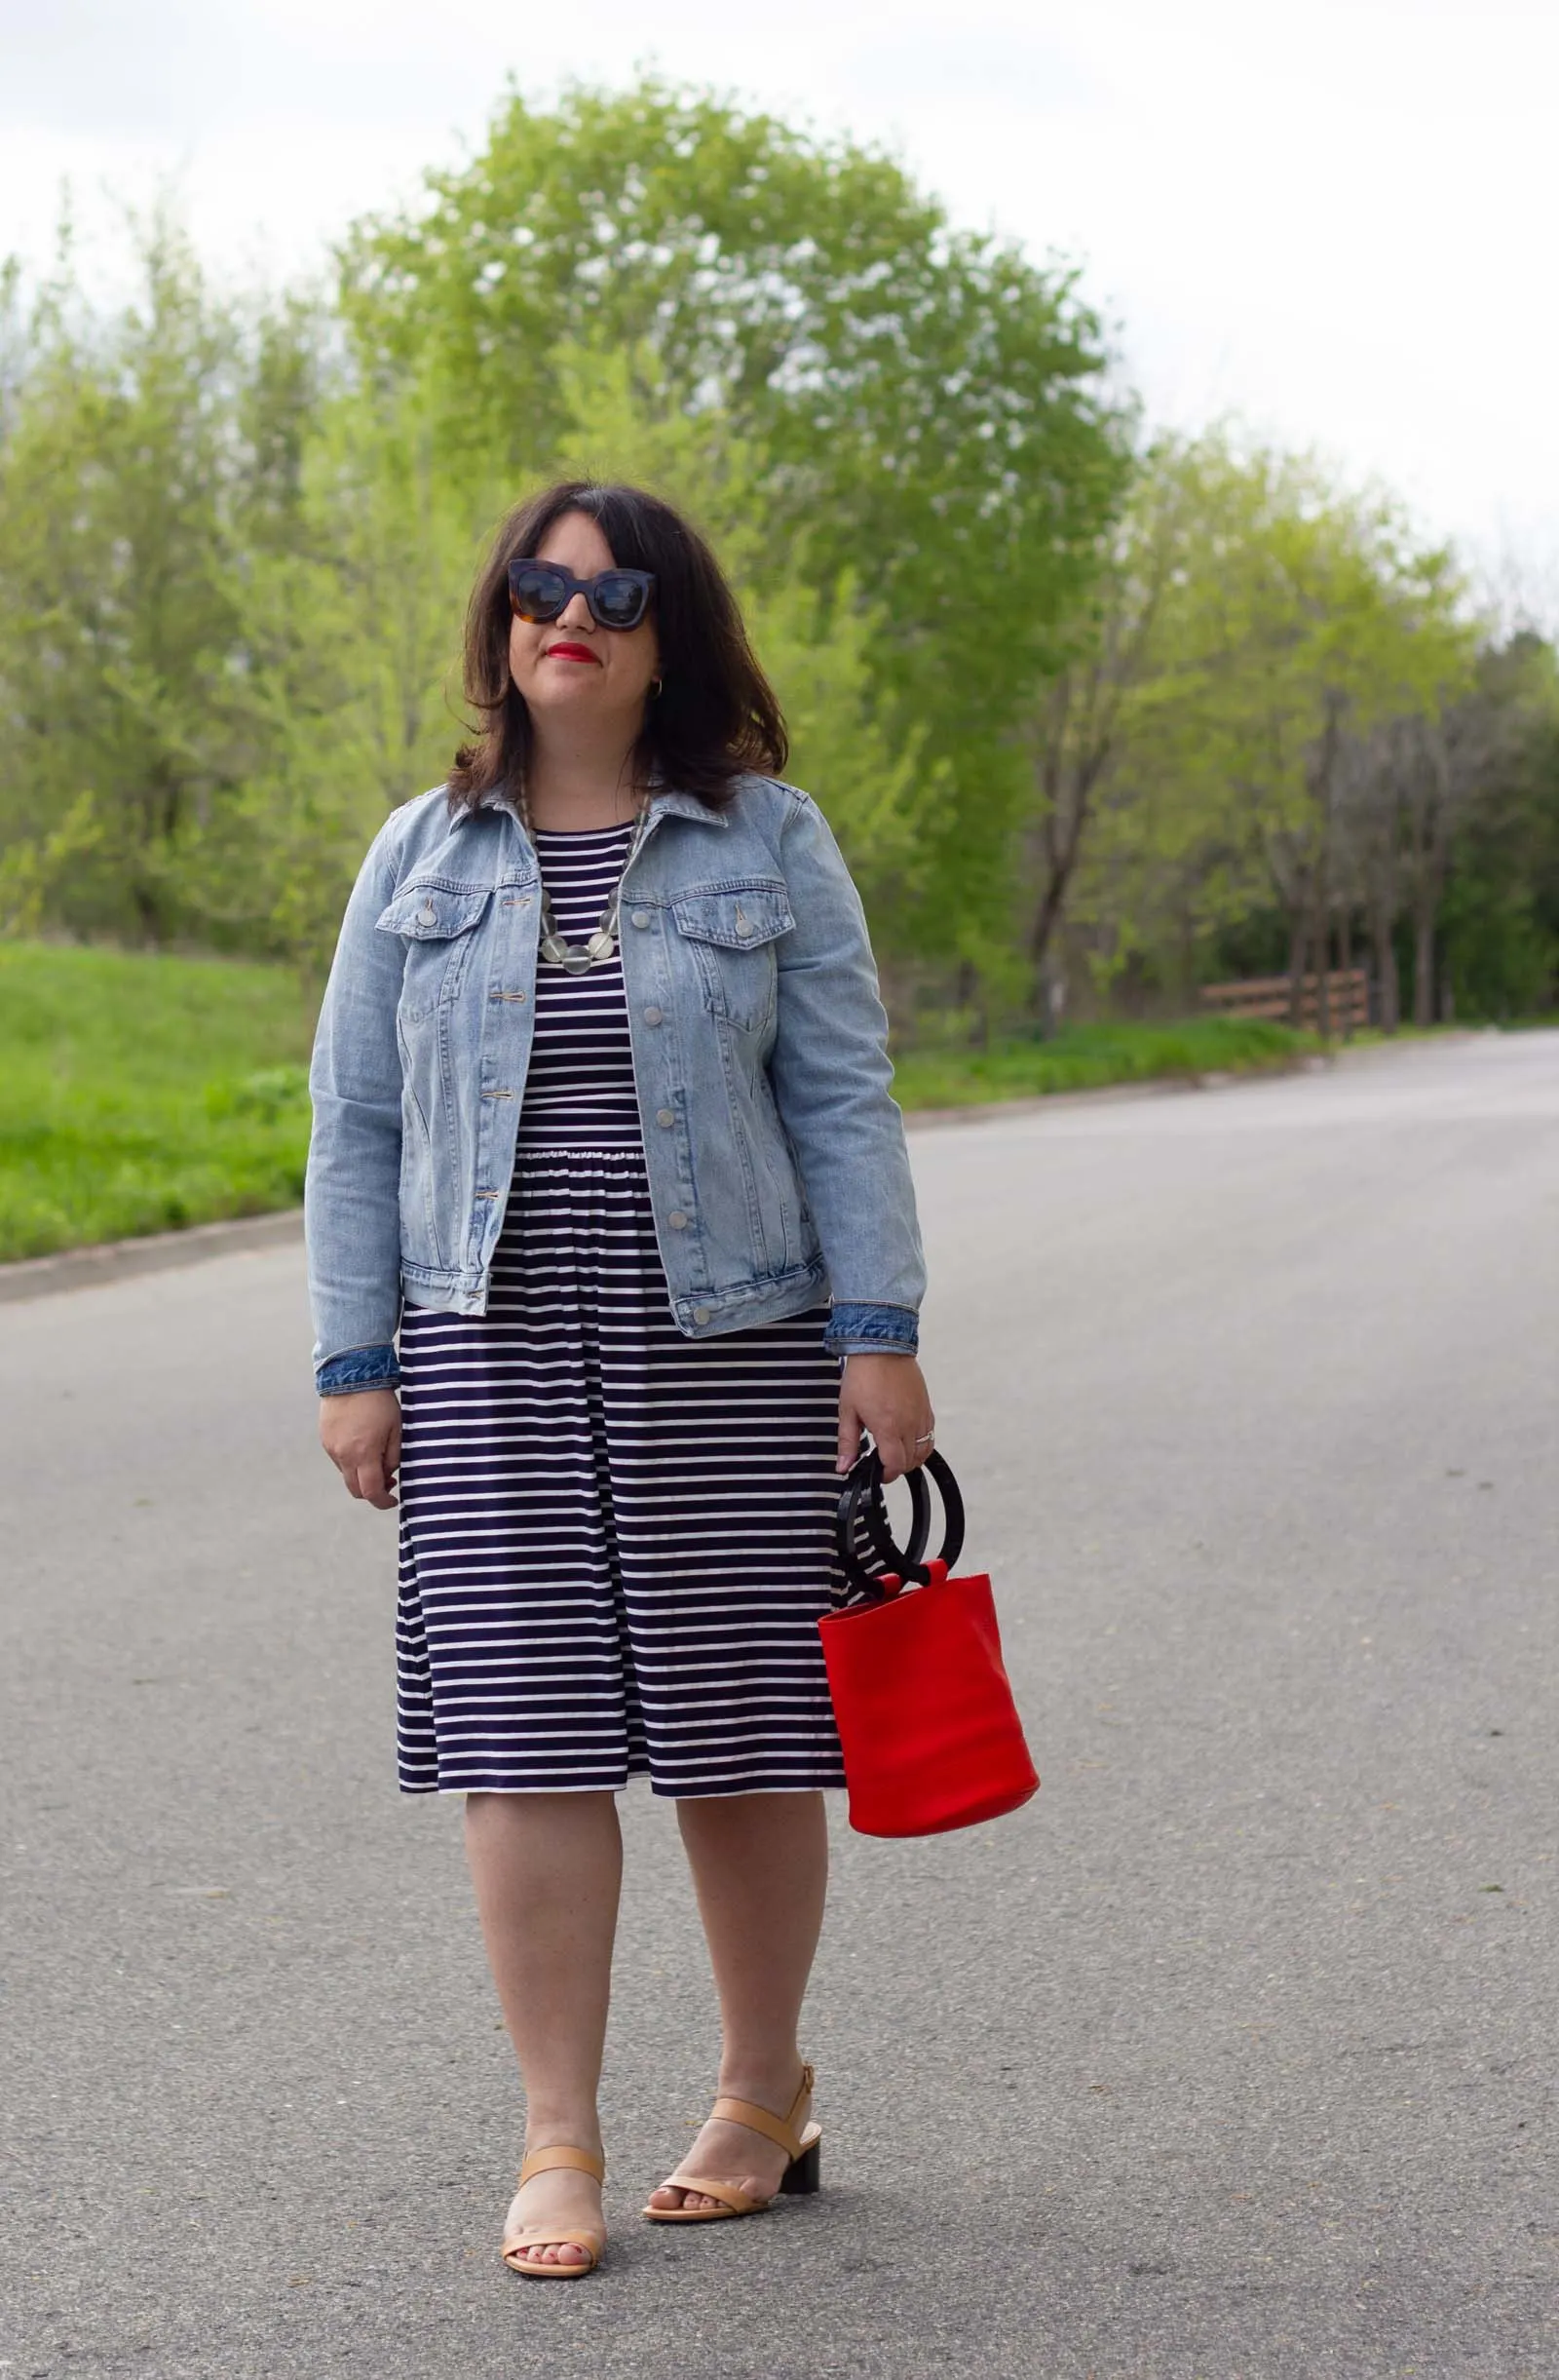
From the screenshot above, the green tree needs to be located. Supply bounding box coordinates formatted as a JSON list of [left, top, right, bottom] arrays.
[[0, 211, 328, 947], [0, 214, 231, 938], [1015, 434, 1479, 1025], [1016, 436, 1232, 1012], [200, 362, 495, 978], [340, 76, 1131, 958], [1374, 634, 1559, 1023]]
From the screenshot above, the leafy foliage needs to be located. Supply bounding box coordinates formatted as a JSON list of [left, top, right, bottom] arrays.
[[0, 78, 1553, 1040], [341, 78, 1132, 948]]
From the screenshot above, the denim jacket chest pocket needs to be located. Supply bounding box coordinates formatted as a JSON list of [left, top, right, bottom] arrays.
[[669, 883, 795, 1032], [374, 879, 493, 1020]]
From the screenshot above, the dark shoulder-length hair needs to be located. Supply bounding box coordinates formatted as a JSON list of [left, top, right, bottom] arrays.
[[448, 480, 788, 813]]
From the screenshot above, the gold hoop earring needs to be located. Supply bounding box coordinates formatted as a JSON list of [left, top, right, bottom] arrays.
[[649, 675, 664, 700]]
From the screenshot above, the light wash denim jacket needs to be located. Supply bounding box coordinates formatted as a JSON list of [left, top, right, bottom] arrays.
[[306, 776, 926, 1394]]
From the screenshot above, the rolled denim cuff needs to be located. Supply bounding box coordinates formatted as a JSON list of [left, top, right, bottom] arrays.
[[823, 1301, 919, 1358], [315, 1342, 401, 1397]]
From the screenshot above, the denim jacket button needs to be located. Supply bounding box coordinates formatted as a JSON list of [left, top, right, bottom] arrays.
[[643, 1005, 664, 1025], [630, 909, 652, 929], [656, 1107, 675, 1129], [667, 1209, 690, 1230], [693, 1305, 712, 1324], [417, 902, 437, 926]]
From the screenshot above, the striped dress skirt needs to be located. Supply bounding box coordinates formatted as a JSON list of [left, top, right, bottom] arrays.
[[393, 820, 849, 1798]]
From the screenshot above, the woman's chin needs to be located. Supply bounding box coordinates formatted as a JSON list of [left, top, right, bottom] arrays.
[[524, 678, 628, 715]]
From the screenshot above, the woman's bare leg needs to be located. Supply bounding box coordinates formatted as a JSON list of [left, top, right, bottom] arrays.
[[646, 1790, 829, 2212], [465, 1789, 622, 2267]]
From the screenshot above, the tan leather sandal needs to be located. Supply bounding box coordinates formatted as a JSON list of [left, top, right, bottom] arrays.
[[500, 2145, 606, 2278], [642, 2065, 821, 2222]]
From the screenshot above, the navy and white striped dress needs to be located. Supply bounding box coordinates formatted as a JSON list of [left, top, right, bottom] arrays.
[[394, 821, 849, 1797]]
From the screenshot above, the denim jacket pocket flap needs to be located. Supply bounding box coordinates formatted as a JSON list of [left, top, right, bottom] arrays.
[[375, 881, 491, 940], [670, 886, 795, 950]]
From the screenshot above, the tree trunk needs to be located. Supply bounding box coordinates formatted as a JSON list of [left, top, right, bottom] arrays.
[[1337, 908, 1354, 1038], [1370, 902, 1399, 1033], [954, 958, 981, 1049], [1413, 902, 1435, 1029], [130, 875, 163, 951], [1311, 906, 1332, 1041], [1029, 811, 1082, 990], [1037, 949, 1068, 1041], [1285, 910, 1309, 1027]]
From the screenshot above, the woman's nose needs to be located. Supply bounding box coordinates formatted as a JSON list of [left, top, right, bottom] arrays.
[[557, 591, 596, 632]]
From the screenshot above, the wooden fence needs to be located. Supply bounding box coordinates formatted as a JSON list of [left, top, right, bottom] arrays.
[[1199, 969, 1370, 1034]]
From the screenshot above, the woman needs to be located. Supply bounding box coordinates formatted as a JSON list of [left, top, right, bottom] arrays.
[[305, 480, 932, 2279]]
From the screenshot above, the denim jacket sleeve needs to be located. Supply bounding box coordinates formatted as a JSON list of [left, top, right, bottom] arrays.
[[767, 790, 926, 1358], [823, 1302, 919, 1359], [305, 811, 408, 1382], [315, 1342, 401, 1396]]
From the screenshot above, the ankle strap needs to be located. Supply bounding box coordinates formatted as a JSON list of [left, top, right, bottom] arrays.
[[518, 2144, 605, 2186], [710, 2064, 815, 2161]]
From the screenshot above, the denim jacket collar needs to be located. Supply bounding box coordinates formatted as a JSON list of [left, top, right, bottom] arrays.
[[471, 785, 728, 829], [647, 788, 729, 827]]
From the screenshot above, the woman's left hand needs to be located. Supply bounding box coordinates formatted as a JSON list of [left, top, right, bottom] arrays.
[[836, 1353, 935, 1482]]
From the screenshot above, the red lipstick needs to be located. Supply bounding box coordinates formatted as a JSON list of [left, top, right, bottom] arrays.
[[545, 642, 601, 665]]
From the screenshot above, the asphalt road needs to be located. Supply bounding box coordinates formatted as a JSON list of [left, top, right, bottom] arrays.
[[3, 1032, 1556, 2380]]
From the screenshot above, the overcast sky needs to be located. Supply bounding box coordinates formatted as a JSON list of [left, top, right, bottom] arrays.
[[4, 0, 1554, 595]]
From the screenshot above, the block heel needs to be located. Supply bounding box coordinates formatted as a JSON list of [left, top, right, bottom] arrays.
[[779, 2135, 821, 2196]]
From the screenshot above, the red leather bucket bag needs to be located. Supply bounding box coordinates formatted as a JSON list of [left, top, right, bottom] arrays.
[[818, 1450, 1040, 1838]]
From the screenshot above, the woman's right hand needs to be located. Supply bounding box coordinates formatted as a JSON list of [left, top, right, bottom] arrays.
[[320, 1388, 401, 1509]]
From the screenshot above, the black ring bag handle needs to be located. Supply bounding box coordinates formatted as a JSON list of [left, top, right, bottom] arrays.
[[834, 1446, 967, 1603], [820, 1441, 1038, 1835]]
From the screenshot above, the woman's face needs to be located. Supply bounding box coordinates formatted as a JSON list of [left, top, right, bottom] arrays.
[[507, 510, 661, 735]]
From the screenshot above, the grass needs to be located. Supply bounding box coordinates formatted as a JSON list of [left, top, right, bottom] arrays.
[[0, 944, 1320, 1264], [891, 1014, 1320, 1109], [0, 942, 315, 1262]]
